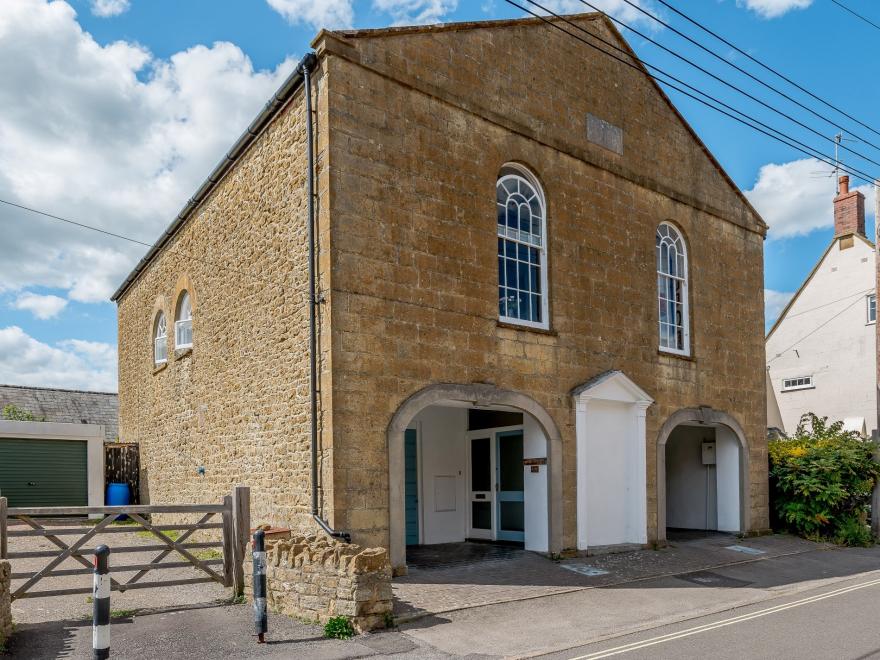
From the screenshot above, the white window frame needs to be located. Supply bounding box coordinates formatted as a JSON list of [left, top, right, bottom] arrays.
[[496, 166, 549, 330], [656, 221, 690, 356], [781, 376, 814, 392], [153, 312, 167, 366], [867, 293, 876, 324], [175, 292, 193, 350]]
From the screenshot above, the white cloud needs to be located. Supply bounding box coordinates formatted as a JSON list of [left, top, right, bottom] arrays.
[[737, 0, 812, 19], [90, 0, 130, 17], [373, 0, 458, 25], [745, 158, 876, 240], [0, 326, 117, 391], [266, 0, 355, 28], [0, 0, 297, 305], [11, 293, 68, 320], [765, 289, 794, 327], [532, 0, 661, 26]]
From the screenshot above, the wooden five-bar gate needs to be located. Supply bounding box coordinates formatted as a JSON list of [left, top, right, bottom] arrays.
[[0, 486, 250, 601]]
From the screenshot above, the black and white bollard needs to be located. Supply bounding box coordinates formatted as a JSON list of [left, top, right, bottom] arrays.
[[252, 529, 267, 643], [93, 545, 111, 659]]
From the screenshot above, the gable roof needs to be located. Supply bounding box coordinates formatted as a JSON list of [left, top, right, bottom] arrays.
[[0, 384, 118, 441], [765, 232, 875, 341], [112, 12, 766, 302], [321, 13, 766, 234], [571, 370, 654, 404]]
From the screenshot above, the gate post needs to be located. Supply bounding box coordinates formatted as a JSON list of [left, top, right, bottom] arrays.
[[232, 486, 250, 597], [252, 529, 267, 643], [0, 496, 7, 560]]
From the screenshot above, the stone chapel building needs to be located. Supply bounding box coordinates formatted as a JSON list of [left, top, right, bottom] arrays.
[[114, 13, 769, 573]]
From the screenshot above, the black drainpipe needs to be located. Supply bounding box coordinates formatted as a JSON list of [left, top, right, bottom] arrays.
[[304, 55, 351, 544]]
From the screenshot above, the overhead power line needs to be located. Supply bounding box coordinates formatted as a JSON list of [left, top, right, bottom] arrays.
[[0, 197, 309, 300], [600, 0, 880, 154], [654, 0, 880, 141], [768, 293, 867, 363], [571, 0, 880, 170], [504, 0, 880, 185], [829, 0, 880, 32]]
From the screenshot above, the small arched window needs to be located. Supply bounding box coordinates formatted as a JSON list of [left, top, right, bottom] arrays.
[[656, 222, 690, 355], [497, 165, 548, 328], [154, 312, 168, 365], [175, 291, 193, 349]]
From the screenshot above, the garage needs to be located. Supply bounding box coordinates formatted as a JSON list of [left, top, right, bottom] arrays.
[[0, 420, 105, 509], [0, 438, 88, 507]]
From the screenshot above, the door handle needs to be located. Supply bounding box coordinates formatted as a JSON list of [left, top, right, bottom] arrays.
[[27, 481, 37, 486]]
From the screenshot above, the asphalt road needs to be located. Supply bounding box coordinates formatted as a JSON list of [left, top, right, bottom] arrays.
[[542, 573, 880, 660]]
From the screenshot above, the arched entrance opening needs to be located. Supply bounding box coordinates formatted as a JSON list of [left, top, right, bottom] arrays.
[[657, 408, 749, 541], [387, 384, 563, 573]]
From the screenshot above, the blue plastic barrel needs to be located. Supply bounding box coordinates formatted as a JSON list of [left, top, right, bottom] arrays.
[[106, 482, 131, 520]]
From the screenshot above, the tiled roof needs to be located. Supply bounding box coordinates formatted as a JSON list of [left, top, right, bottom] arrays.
[[0, 384, 118, 441]]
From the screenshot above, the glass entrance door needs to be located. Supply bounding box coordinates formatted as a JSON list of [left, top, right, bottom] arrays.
[[496, 431, 524, 542], [469, 436, 493, 539]]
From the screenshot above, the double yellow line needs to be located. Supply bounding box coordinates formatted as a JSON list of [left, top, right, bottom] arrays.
[[569, 575, 880, 659]]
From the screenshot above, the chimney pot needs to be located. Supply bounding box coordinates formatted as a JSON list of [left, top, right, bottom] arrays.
[[839, 175, 850, 195]]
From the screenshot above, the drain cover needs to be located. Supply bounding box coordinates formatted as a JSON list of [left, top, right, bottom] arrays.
[[561, 564, 609, 577], [725, 545, 766, 555], [678, 571, 752, 588]]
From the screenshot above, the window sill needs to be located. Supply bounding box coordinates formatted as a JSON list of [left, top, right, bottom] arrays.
[[496, 320, 558, 336], [781, 386, 815, 393], [657, 349, 696, 363], [174, 347, 192, 361], [152, 362, 168, 375]]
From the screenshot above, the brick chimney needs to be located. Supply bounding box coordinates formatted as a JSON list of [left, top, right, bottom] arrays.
[[833, 175, 866, 237]]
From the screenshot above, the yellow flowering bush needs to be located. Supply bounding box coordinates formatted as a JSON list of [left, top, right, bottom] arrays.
[[769, 413, 878, 546]]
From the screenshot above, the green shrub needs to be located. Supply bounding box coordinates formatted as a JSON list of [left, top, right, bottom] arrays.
[[2, 404, 44, 421], [769, 413, 878, 546], [323, 616, 355, 639]]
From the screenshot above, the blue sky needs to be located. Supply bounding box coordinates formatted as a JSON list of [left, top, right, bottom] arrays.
[[1, 0, 877, 390]]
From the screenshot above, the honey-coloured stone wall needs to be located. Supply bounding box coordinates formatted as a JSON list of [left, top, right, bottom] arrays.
[[115, 62, 337, 533], [318, 15, 769, 549], [245, 534, 392, 632]]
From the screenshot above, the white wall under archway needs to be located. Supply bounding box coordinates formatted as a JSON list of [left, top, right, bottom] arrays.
[[657, 407, 750, 541]]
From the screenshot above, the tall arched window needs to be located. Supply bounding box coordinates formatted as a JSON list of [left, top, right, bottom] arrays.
[[175, 291, 193, 349], [154, 312, 168, 365], [656, 222, 690, 355], [497, 165, 548, 328]]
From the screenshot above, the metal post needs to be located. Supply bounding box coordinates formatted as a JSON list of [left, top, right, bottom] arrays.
[[252, 530, 267, 643], [93, 545, 111, 659]]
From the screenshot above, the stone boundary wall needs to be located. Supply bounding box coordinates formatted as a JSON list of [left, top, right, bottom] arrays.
[[245, 534, 392, 632], [1, 561, 11, 647]]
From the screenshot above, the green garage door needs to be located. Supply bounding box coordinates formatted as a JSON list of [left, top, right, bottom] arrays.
[[0, 438, 88, 508]]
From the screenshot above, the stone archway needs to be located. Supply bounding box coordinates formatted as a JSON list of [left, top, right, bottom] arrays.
[[656, 407, 750, 541], [387, 383, 563, 572]]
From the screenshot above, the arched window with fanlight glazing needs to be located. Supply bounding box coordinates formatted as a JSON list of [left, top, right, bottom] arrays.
[[496, 164, 548, 328], [656, 222, 690, 355], [175, 291, 193, 349], [154, 312, 168, 365]]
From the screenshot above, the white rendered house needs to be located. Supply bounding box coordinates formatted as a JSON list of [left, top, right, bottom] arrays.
[[766, 176, 877, 437]]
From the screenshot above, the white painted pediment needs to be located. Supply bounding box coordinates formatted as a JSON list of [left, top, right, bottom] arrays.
[[571, 370, 654, 405]]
